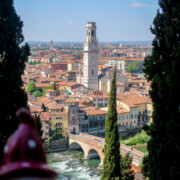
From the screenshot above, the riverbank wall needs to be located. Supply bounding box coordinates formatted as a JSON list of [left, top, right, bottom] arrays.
[[44, 139, 68, 153], [119, 127, 142, 139]]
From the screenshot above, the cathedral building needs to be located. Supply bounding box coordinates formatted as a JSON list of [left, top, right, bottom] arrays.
[[80, 22, 128, 94]]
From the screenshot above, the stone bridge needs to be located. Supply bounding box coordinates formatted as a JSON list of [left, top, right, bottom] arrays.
[[69, 133, 144, 167]]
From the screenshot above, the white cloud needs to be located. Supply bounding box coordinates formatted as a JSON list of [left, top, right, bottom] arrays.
[[67, 22, 74, 25], [131, 2, 153, 7]]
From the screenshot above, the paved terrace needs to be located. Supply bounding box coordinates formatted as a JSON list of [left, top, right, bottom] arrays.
[[69, 133, 144, 166]]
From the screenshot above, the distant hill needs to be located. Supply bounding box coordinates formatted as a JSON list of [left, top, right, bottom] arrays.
[[25, 40, 152, 45]]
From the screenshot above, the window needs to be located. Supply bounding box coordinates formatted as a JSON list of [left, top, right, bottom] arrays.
[[92, 70, 94, 75], [119, 116, 121, 120], [135, 114, 137, 118], [123, 116, 125, 120], [126, 115, 128, 120], [131, 114, 133, 119], [92, 30, 94, 36]]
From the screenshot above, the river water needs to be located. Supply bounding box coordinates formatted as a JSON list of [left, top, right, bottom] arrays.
[[47, 150, 102, 180]]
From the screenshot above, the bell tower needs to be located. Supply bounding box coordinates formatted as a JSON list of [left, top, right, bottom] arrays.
[[83, 22, 98, 90]]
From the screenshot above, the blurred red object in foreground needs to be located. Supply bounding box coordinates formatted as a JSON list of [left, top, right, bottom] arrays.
[[0, 108, 57, 179]]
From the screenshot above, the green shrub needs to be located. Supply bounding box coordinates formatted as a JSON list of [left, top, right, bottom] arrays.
[[122, 130, 150, 146], [33, 90, 42, 97], [27, 81, 36, 94]]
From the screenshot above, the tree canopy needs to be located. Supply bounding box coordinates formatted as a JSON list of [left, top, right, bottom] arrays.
[[0, 0, 30, 164], [101, 68, 121, 180], [27, 81, 36, 95], [127, 61, 139, 73], [143, 0, 180, 179], [33, 90, 42, 97], [120, 153, 134, 180]]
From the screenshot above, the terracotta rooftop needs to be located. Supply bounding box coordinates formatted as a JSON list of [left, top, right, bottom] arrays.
[[85, 109, 107, 116], [49, 111, 68, 116], [29, 106, 44, 113], [45, 89, 56, 92]]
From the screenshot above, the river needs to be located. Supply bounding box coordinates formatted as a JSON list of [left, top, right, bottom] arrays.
[[47, 150, 102, 180]]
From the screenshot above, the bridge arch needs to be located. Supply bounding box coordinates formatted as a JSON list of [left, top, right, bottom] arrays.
[[88, 149, 101, 159], [69, 133, 144, 167], [69, 142, 86, 155]]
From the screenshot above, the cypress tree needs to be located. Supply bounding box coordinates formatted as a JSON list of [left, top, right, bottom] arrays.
[[53, 82, 56, 90], [143, 0, 180, 179], [101, 68, 121, 180], [34, 114, 43, 140], [0, 0, 30, 164]]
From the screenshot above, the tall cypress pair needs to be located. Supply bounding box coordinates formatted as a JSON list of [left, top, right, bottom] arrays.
[[143, 0, 180, 179], [0, 0, 30, 164]]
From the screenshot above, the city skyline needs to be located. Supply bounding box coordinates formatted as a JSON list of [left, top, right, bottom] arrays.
[[14, 0, 158, 42]]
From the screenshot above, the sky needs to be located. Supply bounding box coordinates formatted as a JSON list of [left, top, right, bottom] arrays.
[[14, 0, 159, 42]]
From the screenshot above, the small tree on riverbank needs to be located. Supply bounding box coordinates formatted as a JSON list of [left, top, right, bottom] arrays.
[[120, 152, 134, 180], [101, 68, 121, 180], [143, 0, 180, 179]]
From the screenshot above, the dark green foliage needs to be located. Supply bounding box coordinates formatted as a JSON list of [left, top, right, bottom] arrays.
[[36, 87, 43, 93], [143, 0, 180, 179], [141, 152, 149, 178], [42, 86, 52, 96], [127, 61, 139, 73], [34, 113, 43, 138], [53, 82, 56, 90], [0, 0, 30, 164], [101, 68, 121, 180], [27, 81, 36, 94], [33, 90, 42, 97], [120, 153, 134, 180], [122, 130, 150, 146]]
